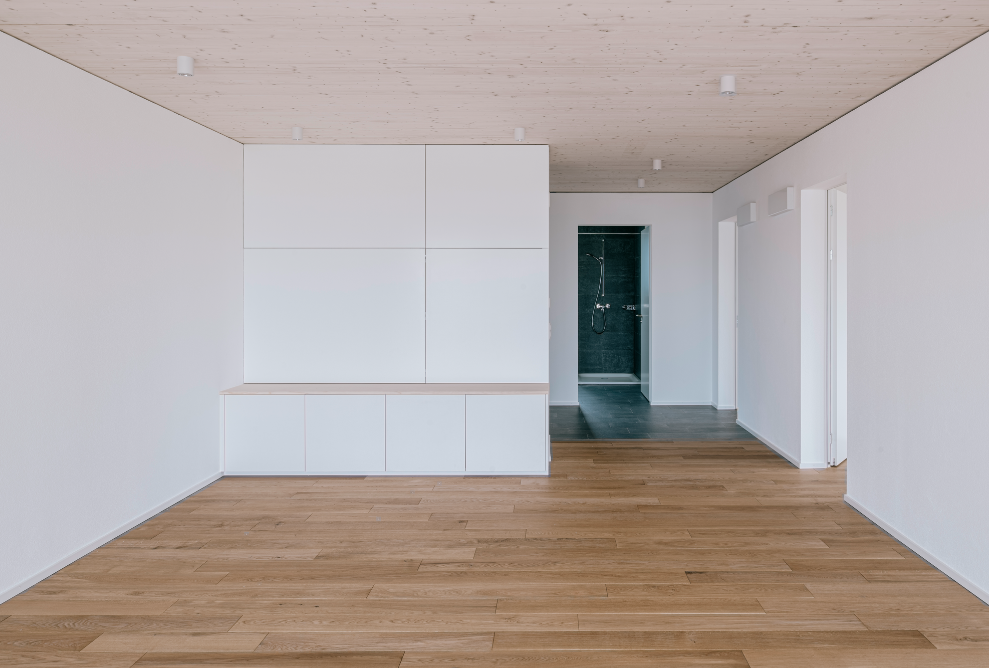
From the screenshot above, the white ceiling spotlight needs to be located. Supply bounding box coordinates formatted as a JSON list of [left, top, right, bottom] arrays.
[[720, 75, 737, 96], [292, 127, 303, 141], [177, 56, 194, 77], [514, 127, 525, 142], [653, 159, 662, 170], [637, 179, 646, 188]]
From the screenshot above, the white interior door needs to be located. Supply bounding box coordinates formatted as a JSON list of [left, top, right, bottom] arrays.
[[827, 186, 848, 465], [639, 227, 651, 401]]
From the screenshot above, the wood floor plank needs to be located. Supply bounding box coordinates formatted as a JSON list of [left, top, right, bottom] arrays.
[[497, 597, 764, 614], [576, 613, 867, 631], [230, 613, 579, 632], [0, 651, 143, 667], [743, 648, 989, 667], [491, 630, 936, 650], [0, 631, 102, 651], [256, 631, 493, 651], [0, 601, 178, 616], [398, 650, 749, 666], [132, 651, 403, 666], [81, 632, 267, 652]]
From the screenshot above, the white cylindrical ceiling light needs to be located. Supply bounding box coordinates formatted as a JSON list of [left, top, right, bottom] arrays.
[[720, 74, 736, 96], [653, 159, 662, 170], [177, 56, 194, 77], [514, 127, 525, 142], [292, 126, 303, 141], [637, 179, 645, 188]]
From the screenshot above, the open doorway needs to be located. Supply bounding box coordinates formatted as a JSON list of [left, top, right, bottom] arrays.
[[827, 185, 848, 466], [577, 226, 650, 400]]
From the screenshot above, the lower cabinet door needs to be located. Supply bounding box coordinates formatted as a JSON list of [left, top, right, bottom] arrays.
[[466, 394, 547, 473], [225, 395, 305, 473], [386, 395, 466, 472], [306, 395, 385, 473]]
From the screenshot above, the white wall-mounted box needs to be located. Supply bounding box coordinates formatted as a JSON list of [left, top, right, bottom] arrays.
[[385, 395, 466, 472], [225, 395, 305, 473], [737, 202, 758, 226], [768, 187, 796, 216], [305, 395, 386, 472], [466, 394, 547, 472], [244, 145, 426, 248], [426, 144, 549, 249], [426, 249, 549, 383], [244, 249, 425, 383]]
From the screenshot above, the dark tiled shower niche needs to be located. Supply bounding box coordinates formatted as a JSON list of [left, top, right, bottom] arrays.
[[578, 226, 643, 380]]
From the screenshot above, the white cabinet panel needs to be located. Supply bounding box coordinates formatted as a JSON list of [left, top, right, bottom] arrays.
[[245, 249, 425, 383], [467, 395, 546, 473], [245, 145, 425, 248], [225, 395, 305, 473], [426, 249, 548, 383], [426, 145, 548, 248], [386, 395, 465, 472], [306, 395, 385, 472]]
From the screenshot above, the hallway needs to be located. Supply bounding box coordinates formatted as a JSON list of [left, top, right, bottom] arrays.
[[551, 385, 755, 440], [1, 441, 986, 667]]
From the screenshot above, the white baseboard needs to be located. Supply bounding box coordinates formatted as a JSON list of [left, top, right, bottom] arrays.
[[844, 494, 989, 606], [549, 401, 580, 406], [650, 401, 712, 406], [714, 403, 736, 410], [225, 470, 549, 477], [0, 471, 222, 604], [736, 419, 823, 469]]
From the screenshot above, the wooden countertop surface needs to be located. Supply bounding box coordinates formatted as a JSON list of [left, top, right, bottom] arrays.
[[221, 383, 550, 395]]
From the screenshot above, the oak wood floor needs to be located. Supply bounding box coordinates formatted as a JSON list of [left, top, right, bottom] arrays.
[[3, 440, 988, 667]]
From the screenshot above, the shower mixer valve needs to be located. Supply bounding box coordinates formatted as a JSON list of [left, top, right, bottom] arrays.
[[595, 303, 610, 310]]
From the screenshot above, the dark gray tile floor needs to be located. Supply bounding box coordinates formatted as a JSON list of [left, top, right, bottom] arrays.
[[550, 384, 756, 441]]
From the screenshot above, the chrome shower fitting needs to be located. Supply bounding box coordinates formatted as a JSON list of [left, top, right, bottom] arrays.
[[586, 250, 608, 334]]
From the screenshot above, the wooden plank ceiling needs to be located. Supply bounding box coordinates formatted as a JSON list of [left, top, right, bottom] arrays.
[[2, 2, 987, 192]]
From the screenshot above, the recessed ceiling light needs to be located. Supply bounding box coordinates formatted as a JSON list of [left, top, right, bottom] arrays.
[[514, 127, 525, 142], [637, 179, 645, 188], [653, 159, 662, 170], [177, 56, 194, 77], [292, 127, 303, 141], [720, 75, 736, 96]]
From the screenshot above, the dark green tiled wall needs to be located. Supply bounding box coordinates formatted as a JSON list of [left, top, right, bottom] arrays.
[[577, 226, 643, 375]]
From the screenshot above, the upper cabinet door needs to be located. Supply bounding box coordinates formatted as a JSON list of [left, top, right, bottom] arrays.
[[244, 249, 425, 383], [245, 145, 425, 248], [426, 145, 549, 249], [426, 249, 549, 383]]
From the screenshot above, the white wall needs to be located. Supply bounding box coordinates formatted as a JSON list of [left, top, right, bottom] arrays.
[[549, 194, 713, 406], [0, 34, 243, 601], [714, 219, 736, 410], [713, 33, 989, 601]]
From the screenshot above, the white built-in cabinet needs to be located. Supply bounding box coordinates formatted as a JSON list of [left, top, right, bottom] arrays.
[[426, 249, 549, 383], [244, 145, 426, 248], [244, 249, 426, 383], [236, 144, 549, 475], [223, 392, 548, 475]]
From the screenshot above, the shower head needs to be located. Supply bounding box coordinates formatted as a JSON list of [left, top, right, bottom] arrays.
[[585, 253, 603, 263]]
